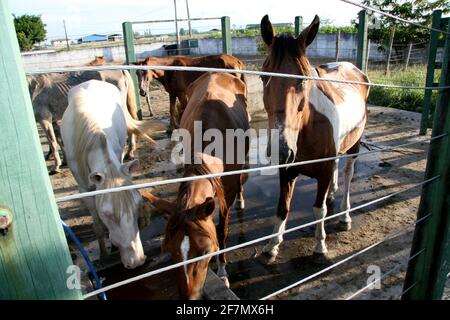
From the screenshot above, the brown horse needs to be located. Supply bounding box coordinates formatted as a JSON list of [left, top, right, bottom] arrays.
[[143, 72, 249, 299], [134, 54, 246, 130], [259, 15, 370, 262]]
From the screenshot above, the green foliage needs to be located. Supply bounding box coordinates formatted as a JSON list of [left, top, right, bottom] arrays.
[[358, 0, 450, 44], [367, 65, 439, 113], [13, 14, 46, 51], [319, 26, 358, 34]]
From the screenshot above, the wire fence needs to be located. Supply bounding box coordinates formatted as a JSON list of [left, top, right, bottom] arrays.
[[82, 177, 438, 299]]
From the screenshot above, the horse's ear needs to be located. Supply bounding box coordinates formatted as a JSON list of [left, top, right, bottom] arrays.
[[121, 159, 139, 176], [298, 15, 320, 48], [260, 15, 274, 46], [198, 197, 215, 219], [142, 192, 176, 218]]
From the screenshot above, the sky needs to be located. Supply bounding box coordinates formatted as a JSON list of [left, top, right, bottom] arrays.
[[8, 0, 361, 41]]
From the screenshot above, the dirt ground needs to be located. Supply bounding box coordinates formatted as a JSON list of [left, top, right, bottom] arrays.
[[41, 58, 449, 300]]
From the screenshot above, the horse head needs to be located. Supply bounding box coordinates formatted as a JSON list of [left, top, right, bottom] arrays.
[[260, 14, 320, 164]]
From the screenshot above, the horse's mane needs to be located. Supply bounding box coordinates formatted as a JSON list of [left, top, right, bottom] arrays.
[[263, 33, 311, 76], [163, 163, 225, 248], [70, 91, 137, 222]]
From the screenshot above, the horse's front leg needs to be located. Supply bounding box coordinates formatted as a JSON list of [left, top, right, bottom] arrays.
[[40, 119, 62, 175], [177, 93, 188, 125], [168, 93, 177, 132], [313, 166, 333, 257], [216, 205, 231, 287], [124, 133, 137, 160], [327, 159, 339, 203], [262, 169, 298, 260], [146, 93, 155, 117], [339, 142, 360, 231]]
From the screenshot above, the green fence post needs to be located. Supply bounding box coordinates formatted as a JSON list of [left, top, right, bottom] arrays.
[[402, 19, 450, 300], [294, 16, 303, 37], [0, 0, 81, 299], [122, 21, 142, 120], [356, 10, 368, 71], [221, 16, 232, 55], [419, 10, 443, 135]]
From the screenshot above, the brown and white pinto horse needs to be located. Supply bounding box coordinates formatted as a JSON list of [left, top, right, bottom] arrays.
[[134, 54, 246, 130], [259, 15, 370, 261], [143, 72, 249, 299]]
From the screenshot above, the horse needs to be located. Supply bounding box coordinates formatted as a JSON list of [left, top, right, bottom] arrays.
[[28, 69, 141, 173], [143, 72, 249, 299], [134, 54, 246, 130], [86, 55, 106, 66], [61, 80, 158, 268], [259, 15, 370, 262]]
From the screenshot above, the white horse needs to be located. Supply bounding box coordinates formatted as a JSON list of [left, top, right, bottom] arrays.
[[62, 80, 149, 268]]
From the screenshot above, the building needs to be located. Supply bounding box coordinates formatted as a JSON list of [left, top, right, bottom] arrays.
[[77, 34, 108, 44], [51, 38, 68, 47], [107, 34, 123, 42]]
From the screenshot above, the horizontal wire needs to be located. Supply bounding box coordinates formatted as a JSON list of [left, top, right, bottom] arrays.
[[81, 176, 438, 299], [260, 213, 432, 300], [56, 134, 446, 203], [25, 65, 450, 91], [339, 0, 450, 36], [345, 248, 426, 300]]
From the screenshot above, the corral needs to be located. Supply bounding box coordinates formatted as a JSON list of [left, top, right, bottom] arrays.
[[1, 0, 449, 301]]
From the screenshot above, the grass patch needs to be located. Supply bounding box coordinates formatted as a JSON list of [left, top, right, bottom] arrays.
[[367, 65, 439, 114]]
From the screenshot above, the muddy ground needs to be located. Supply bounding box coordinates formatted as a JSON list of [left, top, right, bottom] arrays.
[[40, 58, 449, 300]]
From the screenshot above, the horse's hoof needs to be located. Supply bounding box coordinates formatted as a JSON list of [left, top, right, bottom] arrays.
[[49, 169, 61, 175], [234, 199, 245, 210], [124, 153, 136, 161], [220, 276, 230, 288], [338, 221, 352, 232], [312, 252, 332, 265], [257, 251, 277, 265]]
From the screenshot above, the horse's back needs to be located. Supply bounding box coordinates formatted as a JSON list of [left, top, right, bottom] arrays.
[[182, 73, 248, 131], [64, 80, 127, 151]]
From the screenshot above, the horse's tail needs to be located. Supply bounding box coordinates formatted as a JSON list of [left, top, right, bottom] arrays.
[[123, 70, 164, 145], [238, 60, 247, 85], [124, 70, 139, 120]]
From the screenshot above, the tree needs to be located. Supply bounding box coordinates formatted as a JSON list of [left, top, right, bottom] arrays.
[[13, 14, 46, 51], [359, 0, 450, 44]]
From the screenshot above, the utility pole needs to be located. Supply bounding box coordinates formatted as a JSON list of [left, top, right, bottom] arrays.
[[173, 0, 180, 46], [63, 20, 70, 50], [185, 0, 192, 38]]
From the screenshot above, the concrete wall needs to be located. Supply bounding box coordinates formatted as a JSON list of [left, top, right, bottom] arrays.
[[23, 34, 416, 70]]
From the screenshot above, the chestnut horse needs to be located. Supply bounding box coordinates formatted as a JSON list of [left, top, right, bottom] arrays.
[[144, 72, 249, 299], [259, 15, 370, 261], [134, 54, 246, 130]]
